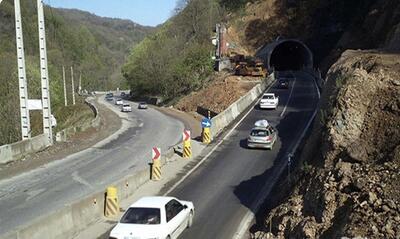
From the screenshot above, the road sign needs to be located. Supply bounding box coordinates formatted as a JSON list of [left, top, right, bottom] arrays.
[[183, 130, 191, 141], [201, 118, 212, 128], [152, 147, 161, 161]]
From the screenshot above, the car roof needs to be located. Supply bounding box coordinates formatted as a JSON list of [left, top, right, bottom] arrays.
[[263, 93, 275, 96], [129, 196, 176, 208]]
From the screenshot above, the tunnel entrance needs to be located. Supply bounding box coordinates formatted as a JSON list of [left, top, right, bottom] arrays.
[[268, 40, 313, 71]]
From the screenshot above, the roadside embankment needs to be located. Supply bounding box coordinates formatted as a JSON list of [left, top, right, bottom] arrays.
[[55, 97, 101, 142], [252, 50, 400, 239]]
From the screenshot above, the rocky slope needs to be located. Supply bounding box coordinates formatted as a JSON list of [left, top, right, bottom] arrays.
[[252, 50, 400, 238]]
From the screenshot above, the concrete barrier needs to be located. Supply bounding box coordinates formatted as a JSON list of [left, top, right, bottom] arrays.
[[55, 97, 101, 142], [211, 74, 275, 137], [0, 134, 51, 165]]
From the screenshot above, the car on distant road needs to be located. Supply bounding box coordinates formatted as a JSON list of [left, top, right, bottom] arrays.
[[105, 93, 114, 101], [121, 103, 132, 112], [120, 92, 126, 97], [259, 93, 279, 109], [278, 79, 289, 89], [138, 102, 148, 109], [115, 98, 123, 105], [247, 124, 277, 149], [109, 196, 194, 239]]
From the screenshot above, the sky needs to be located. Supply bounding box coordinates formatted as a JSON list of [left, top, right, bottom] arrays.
[[45, 0, 178, 27]]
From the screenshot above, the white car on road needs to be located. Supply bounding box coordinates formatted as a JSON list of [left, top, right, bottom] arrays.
[[259, 93, 279, 109], [121, 103, 132, 112], [109, 196, 195, 239], [115, 98, 123, 105]]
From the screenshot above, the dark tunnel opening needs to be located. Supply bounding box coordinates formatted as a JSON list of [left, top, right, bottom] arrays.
[[269, 41, 313, 71]]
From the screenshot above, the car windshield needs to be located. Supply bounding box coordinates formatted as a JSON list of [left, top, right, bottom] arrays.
[[120, 207, 161, 225], [250, 129, 269, 137], [123, 104, 130, 107], [262, 95, 274, 100]]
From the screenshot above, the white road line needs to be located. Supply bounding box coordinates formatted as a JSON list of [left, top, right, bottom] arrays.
[[163, 80, 276, 196], [232, 72, 321, 239], [72, 171, 93, 189], [279, 71, 297, 117]]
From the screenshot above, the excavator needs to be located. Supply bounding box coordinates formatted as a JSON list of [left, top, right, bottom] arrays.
[[233, 55, 267, 77]]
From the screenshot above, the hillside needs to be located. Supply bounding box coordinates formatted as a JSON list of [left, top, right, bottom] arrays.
[[0, 0, 153, 145]]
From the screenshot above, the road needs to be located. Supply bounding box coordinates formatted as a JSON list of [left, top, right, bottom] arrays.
[[0, 99, 184, 235], [169, 71, 319, 239]]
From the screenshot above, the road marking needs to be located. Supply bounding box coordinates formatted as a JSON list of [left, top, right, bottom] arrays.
[[72, 171, 93, 189], [26, 188, 46, 201], [163, 80, 276, 196], [232, 72, 320, 239], [279, 71, 297, 117]]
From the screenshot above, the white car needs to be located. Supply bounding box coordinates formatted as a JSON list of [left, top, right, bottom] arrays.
[[259, 93, 279, 109], [109, 196, 195, 239], [115, 98, 124, 105], [138, 102, 148, 109], [121, 103, 132, 112]]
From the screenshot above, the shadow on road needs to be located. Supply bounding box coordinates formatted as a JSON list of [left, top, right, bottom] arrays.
[[233, 106, 315, 231]]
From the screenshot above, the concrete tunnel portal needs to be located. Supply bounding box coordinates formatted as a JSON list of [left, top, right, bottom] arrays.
[[258, 39, 314, 71]]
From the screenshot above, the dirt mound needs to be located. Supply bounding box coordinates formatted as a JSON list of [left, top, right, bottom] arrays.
[[175, 72, 261, 114], [252, 50, 400, 238]]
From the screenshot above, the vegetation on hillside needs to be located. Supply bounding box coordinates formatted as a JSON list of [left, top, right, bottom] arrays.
[[123, 0, 224, 101], [0, 0, 152, 145]]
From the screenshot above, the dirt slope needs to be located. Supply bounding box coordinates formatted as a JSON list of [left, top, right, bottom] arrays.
[[252, 51, 400, 238], [174, 72, 261, 114]]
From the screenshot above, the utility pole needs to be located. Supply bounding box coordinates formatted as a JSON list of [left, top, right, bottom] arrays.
[[14, 0, 31, 140], [37, 0, 53, 144], [62, 66, 67, 106], [79, 72, 82, 95], [71, 66, 76, 105]]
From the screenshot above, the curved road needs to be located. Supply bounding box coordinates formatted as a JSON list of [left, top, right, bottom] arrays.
[[0, 99, 184, 235], [169, 71, 319, 238]]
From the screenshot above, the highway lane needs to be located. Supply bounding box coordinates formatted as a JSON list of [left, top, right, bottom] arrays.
[[169, 71, 319, 239], [0, 98, 184, 235]]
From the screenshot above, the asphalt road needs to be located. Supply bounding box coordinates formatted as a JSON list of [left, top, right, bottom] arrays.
[[0, 99, 184, 235], [169, 71, 319, 239]]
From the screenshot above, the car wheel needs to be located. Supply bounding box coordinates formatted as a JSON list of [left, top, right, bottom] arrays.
[[187, 211, 194, 228]]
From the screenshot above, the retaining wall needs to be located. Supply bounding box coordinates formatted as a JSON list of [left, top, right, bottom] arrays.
[[211, 73, 275, 137], [0, 134, 50, 165]]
